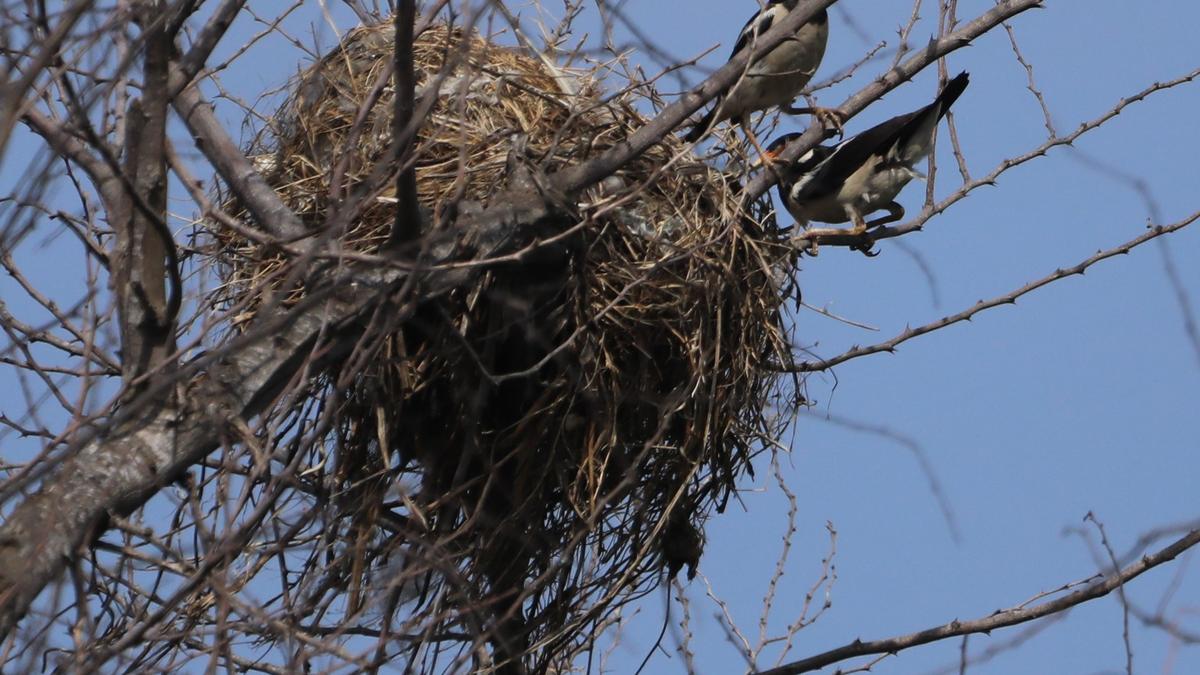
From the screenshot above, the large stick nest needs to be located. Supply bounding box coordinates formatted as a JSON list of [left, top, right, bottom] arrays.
[[208, 20, 800, 670]]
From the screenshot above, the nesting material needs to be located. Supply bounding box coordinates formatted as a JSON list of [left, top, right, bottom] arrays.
[[209, 19, 799, 666]]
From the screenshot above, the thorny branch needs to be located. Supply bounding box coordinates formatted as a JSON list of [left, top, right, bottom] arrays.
[[758, 528, 1200, 675], [788, 209, 1200, 373]]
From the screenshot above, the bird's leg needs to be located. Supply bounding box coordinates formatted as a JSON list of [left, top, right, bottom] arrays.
[[783, 104, 846, 138], [865, 202, 905, 229], [740, 119, 775, 168], [849, 210, 868, 236], [847, 209, 880, 257]]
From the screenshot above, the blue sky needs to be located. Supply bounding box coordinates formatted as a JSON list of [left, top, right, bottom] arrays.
[[588, 1, 1200, 673], [2, 1, 1198, 673]]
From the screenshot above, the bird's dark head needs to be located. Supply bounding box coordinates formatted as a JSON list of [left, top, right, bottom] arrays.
[[759, 132, 833, 172], [764, 132, 803, 158]]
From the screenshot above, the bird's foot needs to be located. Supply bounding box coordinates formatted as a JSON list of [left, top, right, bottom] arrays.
[[850, 234, 879, 257], [785, 105, 846, 138], [739, 122, 781, 172], [847, 215, 879, 256], [814, 107, 846, 138], [793, 221, 881, 256]]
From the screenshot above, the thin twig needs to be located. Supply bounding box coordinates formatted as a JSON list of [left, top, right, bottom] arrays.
[[788, 209, 1200, 372]]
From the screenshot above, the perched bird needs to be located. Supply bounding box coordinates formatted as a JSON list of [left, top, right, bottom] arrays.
[[768, 71, 969, 250], [683, 1, 833, 155]]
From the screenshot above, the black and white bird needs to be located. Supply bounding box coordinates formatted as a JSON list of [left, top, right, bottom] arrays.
[[767, 72, 969, 249], [683, 1, 832, 152]]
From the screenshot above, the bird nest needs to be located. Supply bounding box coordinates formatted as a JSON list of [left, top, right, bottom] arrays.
[[208, 20, 799, 669]]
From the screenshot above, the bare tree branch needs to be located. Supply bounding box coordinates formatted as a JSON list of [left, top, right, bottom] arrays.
[[173, 0, 247, 94], [111, 5, 179, 390], [788, 209, 1200, 373], [759, 528, 1200, 674], [387, 0, 420, 248], [0, 0, 91, 158], [171, 79, 309, 241]]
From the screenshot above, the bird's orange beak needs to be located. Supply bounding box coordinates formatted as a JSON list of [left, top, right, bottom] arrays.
[[749, 147, 783, 171]]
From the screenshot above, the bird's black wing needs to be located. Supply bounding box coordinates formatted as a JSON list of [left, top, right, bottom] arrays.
[[728, 3, 785, 59], [791, 72, 969, 201], [788, 113, 916, 202]]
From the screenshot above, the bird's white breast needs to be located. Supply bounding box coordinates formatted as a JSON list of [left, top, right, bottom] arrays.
[[787, 162, 918, 225], [847, 164, 916, 211]]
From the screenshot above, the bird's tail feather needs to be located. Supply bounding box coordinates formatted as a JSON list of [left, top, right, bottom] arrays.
[[934, 71, 970, 119], [893, 71, 970, 165]]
